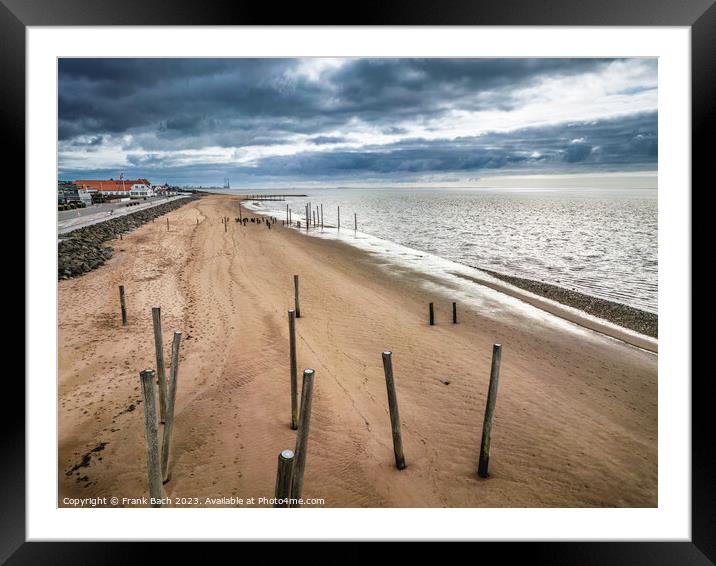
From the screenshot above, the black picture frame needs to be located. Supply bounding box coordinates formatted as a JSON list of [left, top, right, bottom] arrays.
[[6, 0, 708, 561]]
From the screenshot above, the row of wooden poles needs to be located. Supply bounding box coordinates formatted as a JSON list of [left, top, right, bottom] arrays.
[[288, 203, 357, 233], [221, 201, 356, 235], [240, 201, 357, 233], [219, 198, 357, 234], [272, 277, 504, 507], [118, 280, 316, 507], [272, 274, 314, 507], [118, 287, 183, 507]]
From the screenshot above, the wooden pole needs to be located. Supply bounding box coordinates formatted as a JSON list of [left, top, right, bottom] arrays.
[[166, 217, 169, 231], [293, 275, 301, 318], [478, 344, 502, 478], [288, 309, 298, 430], [151, 307, 168, 423], [354, 213, 357, 232], [429, 302, 435, 326], [381, 352, 406, 470], [161, 331, 182, 483], [118, 285, 127, 325], [337, 206, 340, 230], [139, 369, 163, 507], [274, 449, 295, 508], [452, 302, 457, 324], [290, 368, 315, 506], [320, 204, 323, 229]]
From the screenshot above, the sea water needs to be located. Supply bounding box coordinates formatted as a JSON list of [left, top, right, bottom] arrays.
[[236, 187, 657, 314]]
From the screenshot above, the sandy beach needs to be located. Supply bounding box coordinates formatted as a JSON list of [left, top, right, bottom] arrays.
[[58, 194, 657, 508]]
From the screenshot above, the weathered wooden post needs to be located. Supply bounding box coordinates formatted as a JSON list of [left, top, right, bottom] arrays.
[[118, 285, 127, 325], [381, 352, 406, 470], [224, 217, 227, 232], [452, 302, 457, 324], [290, 368, 315, 506], [354, 213, 357, 232], [151, 307, 168, 423], [120, 232, 123, 240], [478, 344, 502, 478], [139, 369, 163, 507], [288, 309, 298, 430], [337, 206, 340, 230], [320, 204, 324, 229], [161, 331, 182, 483], [274, 449, 295, 508], [293, 275, 301, 318], [429, 302, 435, 326]]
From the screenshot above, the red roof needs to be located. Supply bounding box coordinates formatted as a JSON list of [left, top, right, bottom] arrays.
[[73, 179, 150, 192]]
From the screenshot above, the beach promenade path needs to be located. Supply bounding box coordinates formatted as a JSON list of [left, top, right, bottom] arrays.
[[58, 194, 657, 508], [58, 195, 190, 235]]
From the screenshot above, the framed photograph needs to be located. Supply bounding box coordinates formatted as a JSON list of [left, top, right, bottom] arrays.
[[9, 0, 709, 560]]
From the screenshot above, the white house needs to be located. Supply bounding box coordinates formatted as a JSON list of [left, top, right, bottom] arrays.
[[130, 183, 154, 198]]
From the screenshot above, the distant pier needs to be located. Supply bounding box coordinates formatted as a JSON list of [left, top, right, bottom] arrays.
[[245, 194, 307, 201]]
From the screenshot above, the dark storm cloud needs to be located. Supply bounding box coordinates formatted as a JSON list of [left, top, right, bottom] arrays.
[[58, 58, 312, 140], [326, 58, 616, 115], [244, 111, 657, 177], [564, 142, 593, 163], [58, 58, 622, 141]]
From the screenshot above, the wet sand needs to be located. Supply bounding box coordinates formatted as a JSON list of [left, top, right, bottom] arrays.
[[58, 194, 657, 508]]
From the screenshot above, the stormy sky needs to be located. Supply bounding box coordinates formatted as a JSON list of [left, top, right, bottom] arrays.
[[58, 58, 657, 187]]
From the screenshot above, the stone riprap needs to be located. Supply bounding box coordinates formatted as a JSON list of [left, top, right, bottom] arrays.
[[58, 196, 199, 280]]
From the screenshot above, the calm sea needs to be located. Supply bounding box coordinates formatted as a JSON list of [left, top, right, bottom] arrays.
[[234, 187, 657, 313]]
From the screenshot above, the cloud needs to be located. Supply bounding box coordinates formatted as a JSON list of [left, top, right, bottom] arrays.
[[58, 58, 658, 184], [227, 111, 657, 177], [564, 142, 593, 163]]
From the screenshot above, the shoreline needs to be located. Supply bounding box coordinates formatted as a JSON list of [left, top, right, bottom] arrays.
[[58, 194, 657, 507], [242, 199, 657, 351], [476, 268, 657, 339]]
